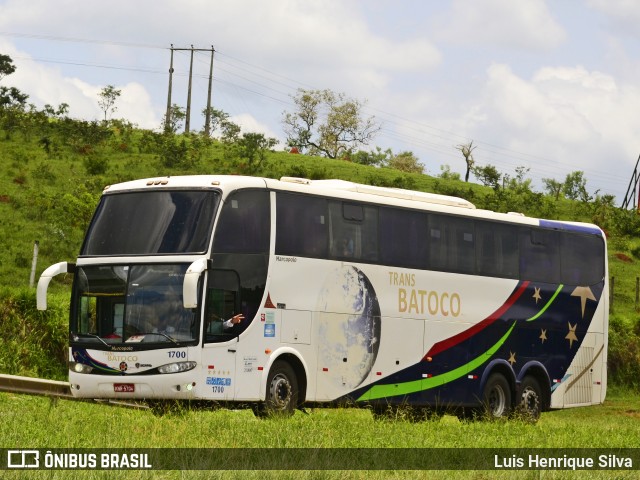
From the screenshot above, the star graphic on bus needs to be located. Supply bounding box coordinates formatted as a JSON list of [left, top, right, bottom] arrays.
[[508, 351, 516, 365], [533, 287, 542, 304], [566, 323, 578, 348], [540, 329, 547, 343], [571, 286, 596, 318]]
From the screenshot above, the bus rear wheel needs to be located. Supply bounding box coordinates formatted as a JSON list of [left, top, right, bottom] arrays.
[[257, 360, 298, 417], [515, 376, 542, 423], [482, 373, 512, 419]]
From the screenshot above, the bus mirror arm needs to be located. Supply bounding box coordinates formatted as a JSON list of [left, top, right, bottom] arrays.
[[183, 259, 210, 309], [37, 262, 75, 311]]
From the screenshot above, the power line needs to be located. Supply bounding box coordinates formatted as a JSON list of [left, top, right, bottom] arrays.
[[2, 31, 633, 197], [12, 55, 168, 75], [0, 31, 165, 50]]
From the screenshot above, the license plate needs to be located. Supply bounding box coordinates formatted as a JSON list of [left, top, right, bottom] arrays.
[[114, 383, 135, 393]]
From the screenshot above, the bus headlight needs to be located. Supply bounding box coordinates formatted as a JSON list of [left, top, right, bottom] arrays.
[[69, 362, 93, 374], [157, 361, 197, 374]]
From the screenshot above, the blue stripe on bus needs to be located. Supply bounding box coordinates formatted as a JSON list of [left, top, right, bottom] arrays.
[[539, 219, 601, 235]]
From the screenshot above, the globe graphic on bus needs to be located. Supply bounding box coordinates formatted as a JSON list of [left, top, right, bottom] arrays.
[[316, 266, 381, 390]]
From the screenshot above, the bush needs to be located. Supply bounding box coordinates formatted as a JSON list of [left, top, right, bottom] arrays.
[[0, 288, 68, 380], [83, 154, 109, 175], [608, 315, 640, 390]]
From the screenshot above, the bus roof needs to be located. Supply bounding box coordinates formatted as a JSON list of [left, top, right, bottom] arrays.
[[277, 177, 476, 209], [101, 174, 603, 235]]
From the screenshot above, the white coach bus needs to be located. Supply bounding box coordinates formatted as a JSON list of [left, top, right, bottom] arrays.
[[37, 175, 608, 421]]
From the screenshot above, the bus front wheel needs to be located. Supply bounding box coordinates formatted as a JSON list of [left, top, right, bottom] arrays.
[[258, 360, 299, 417]]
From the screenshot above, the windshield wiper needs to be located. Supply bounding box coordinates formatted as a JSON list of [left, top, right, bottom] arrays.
[[135, 332, 180, 345], [72, 332, 109, 347]]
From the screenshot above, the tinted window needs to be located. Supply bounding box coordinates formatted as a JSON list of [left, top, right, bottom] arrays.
[[520, 228, 561, 283], [561, 232, 604, 285], [476, 221, 519, 278], [429, 214, 475, 274], [329, 201, 378, 261], [82, 191, 219, 255], [276, 193, 328, 258], [379, 207, 428, 268], [213, 190, 270, 254]]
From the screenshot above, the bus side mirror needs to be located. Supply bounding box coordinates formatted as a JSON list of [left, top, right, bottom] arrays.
[[37, 262, 75, 310], [183, 259, 209, 309]]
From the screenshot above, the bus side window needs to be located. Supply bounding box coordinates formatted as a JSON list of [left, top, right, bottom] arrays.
[[379, 207, 428, 269], [328, 202, 378, 262], [213, 190, 270, 254], [476, 221, 519, 279], [520, 228, 560, 284], [204, 269, 240, 340], [276, 193, 328, 258], [561, 232, 604, 285], [205, 289, 237, 335]]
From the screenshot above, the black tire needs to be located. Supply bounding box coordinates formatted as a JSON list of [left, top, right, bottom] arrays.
[[482, 373, 512, 419], [261, 360, 298, 417], [515, 375, 542, 423]]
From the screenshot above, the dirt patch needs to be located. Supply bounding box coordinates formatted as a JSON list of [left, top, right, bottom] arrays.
[[0, 195, 9, 203], [615, 253, 633, 263]]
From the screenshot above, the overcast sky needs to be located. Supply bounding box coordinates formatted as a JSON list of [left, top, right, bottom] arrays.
[[1, 0, 639, 203]]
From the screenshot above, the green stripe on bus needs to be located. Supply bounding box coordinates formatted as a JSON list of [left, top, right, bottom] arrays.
[[526, 284, 563, 322], [357, 321, 517, 402]]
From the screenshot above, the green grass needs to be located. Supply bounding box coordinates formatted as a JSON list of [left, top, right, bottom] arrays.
[[2, 127, 640, 387], [1, 389, 639, 479], [2, 120, 640, 479]]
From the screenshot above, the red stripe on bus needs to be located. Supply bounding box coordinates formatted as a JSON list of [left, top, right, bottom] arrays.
[[423, 281, 530, 359]]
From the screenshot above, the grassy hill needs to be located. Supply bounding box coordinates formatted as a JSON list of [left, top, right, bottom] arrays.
[[1, 118, 640, 386]]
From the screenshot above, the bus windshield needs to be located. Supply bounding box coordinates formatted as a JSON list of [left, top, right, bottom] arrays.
[[81, 190, 219, 256], [71, 264, 198, 346]]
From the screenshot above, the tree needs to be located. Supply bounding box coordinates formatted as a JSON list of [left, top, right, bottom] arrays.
[[472, 164, 501, 190], [456, 141, 477, 182], [542, 178, 564, 200], [563, 171, 589, 201], [438, 164, 461, 181], [236, 132, 278, 173], [504, 166, 532, 194], [162, 104, 186, 134], [282, 88, 380, 159], [97, 85, 121, 121], [0, 86, 28, 109], [202, 107, 229, 137], [0, 54, 16, 83], [0, 54, 28, 110], [387, 151, 423, 174], [352, 147, 392, 167]]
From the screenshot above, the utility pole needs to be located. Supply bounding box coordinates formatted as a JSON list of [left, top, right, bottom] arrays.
[[621, 153, 640, 211], [164, 44, 174, 133], [165, 45, 215, 134], [29, 240, 39, 288], [185, 45, 194, 133], [204, 46, 215, 137]]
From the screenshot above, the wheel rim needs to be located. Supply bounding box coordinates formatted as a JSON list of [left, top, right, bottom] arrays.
[[488, 384, 506, 417], [520, 387, 540, 418], [268, 373, 292, 410]]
